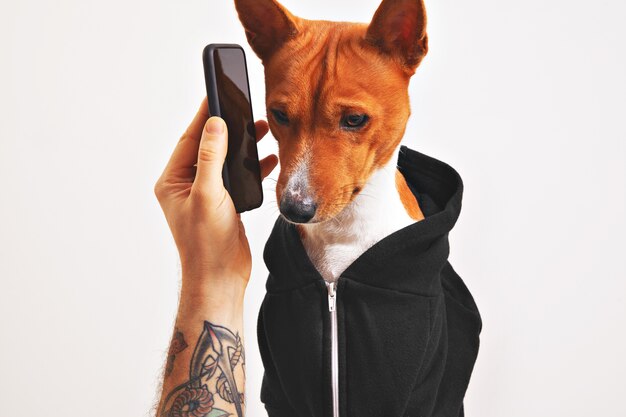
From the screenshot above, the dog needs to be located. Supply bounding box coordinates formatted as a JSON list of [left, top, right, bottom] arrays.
[[232, 4, 483, 415], [234, 0, 428, 283]]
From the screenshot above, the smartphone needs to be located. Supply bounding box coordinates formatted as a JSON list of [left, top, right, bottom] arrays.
[[202, 44, 263, 213]]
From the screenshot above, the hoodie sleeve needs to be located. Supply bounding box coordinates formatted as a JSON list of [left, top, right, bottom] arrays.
[[257, 300, 299, 416], [434, 262, 482, 415]]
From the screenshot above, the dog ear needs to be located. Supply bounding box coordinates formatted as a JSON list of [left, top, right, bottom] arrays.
[[233, 0, 299, 61], [365, 0, 428, 73]]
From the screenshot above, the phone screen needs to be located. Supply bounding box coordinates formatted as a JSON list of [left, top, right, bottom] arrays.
[[210, 47, 263, 212]]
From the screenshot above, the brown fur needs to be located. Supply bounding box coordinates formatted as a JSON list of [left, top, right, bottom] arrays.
[[396, 170, 425, 220]]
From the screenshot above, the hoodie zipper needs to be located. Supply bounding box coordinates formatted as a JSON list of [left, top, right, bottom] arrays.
[[326, 280, 339, 417]]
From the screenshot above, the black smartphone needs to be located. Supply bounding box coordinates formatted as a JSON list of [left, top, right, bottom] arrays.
[[202, 44, 263, 213]]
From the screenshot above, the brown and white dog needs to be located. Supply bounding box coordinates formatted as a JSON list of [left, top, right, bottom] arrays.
[[234, 0, 429, 282]]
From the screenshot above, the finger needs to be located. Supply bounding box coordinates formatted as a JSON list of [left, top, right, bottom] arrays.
[[162, 98, 210, 181], [255, 120, 269, 142], [192, 117, 228, 197], [260, 154, 279, 180], [255, 119, 277, 179]]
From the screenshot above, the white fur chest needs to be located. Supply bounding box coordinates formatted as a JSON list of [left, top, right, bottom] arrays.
[[299, 147, 417, 282]]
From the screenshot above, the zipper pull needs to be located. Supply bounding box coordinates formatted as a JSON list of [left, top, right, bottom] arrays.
[[327, 281, 337, 312]]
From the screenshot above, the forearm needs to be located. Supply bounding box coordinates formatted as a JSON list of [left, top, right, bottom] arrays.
[[153, 102, 277, 416], [157, 278, 246, 417]]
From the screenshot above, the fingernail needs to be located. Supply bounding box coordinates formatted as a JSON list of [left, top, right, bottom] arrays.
[[205, 117, 225, 134]]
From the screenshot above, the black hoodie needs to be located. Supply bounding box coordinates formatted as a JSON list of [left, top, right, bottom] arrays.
[[257, 145, 482, 417]]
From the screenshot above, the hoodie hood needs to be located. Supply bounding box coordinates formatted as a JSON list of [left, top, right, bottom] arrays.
[[264, 145, 463, 294], [258, 145, 482, 417]]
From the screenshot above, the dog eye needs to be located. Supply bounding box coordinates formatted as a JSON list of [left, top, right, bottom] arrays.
[[271, 109, 290, 125], [341, 114, 369, 129]]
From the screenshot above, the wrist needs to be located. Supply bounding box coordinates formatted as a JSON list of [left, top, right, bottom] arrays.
[[177, 278, 245, 326], [180, 260, 250, 287], [180, 273, 246, 303]]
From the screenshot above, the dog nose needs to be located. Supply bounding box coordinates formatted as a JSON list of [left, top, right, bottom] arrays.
[[280, 193, 317, 223]]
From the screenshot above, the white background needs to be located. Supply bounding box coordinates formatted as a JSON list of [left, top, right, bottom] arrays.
[[1, 0, 625, 416]]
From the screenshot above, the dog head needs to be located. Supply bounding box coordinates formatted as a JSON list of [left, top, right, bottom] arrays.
[[234, 0, 428, 224]]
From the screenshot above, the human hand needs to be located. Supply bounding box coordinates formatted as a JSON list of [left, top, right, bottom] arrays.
[[154, 98, 278, 296]]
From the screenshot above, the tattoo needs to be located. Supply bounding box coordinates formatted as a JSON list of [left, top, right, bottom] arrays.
[[165, 329, 188, 377], [160, 321, 245, 417]]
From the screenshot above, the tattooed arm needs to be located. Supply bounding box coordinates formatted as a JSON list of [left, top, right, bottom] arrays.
[[154, 98, 278, 417], [157, 289, 246, 417]]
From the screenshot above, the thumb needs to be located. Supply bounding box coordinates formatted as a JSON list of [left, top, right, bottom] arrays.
[[193, 116, 228, 197]]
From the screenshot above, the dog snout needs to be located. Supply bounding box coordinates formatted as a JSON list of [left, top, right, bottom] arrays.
[[280, 190, 317, 224]]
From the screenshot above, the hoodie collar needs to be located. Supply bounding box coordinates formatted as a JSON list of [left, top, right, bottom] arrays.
[[263, 145, 464, 294]]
